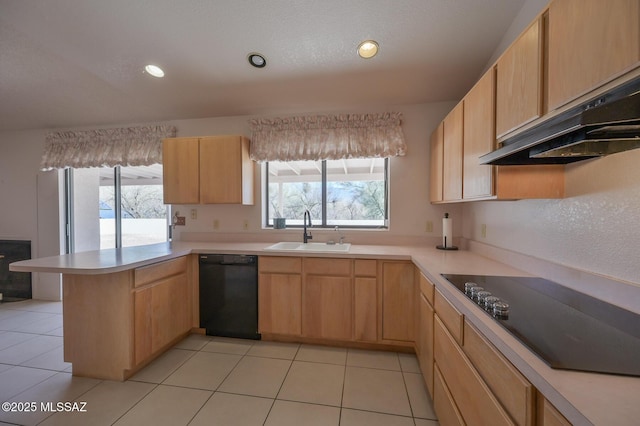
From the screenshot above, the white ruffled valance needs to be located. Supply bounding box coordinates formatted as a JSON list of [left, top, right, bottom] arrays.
[[249, 112, 406, 162], [41, 125, 177, 170]]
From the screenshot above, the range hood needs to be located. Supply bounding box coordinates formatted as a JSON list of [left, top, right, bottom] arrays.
[[480, 76, 640, 165]]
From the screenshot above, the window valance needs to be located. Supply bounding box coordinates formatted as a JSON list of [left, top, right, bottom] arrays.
[[248, 112, 406, 162], [41, 125, 176, 170]]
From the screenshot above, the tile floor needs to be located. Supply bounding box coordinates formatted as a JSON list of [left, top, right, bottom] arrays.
[[0, 299, 439, 426]]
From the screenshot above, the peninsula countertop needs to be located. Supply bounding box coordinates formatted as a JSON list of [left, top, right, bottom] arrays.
[[10, 241, 640, 425]]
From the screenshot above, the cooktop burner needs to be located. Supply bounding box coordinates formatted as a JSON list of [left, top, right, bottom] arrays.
[[442, 274, 640, 377]]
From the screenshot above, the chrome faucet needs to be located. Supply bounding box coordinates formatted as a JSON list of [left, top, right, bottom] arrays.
[[334, 226, 345, 244], [303, 210, 313, 243]]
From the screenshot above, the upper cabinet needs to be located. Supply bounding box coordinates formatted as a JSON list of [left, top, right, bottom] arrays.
[[463, 69, 495, 200], [443, 103, 464, 202], [163, 135, 254, 205], [547, 0, 640, 111], [429, 122, 444, 203], [495, 17, 544, 138]]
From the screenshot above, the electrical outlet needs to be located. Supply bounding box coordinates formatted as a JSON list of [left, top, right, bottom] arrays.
[[175, 216, 186, 226], [243, 219, 249, 230], [191, 209, 197, 220], [213, 219, 219, 230], [425, 220, 433, 233], [481, 223, 487, 238]]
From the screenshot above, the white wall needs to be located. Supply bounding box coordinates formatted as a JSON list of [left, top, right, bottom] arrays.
[[168, 103, 462, 245], [0, 129, 63, 300]]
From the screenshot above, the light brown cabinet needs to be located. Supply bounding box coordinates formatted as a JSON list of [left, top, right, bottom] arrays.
[[163, 135, 254, 205], [354, 259, 378, 342], [302, 258, 353, 340], [496, 17, 544, 138], [381, 261, 415, 342], [442, 102, 464, 202], [538, 396, 572, 426], [258, 256, 302, 336], [416, 272, 435, 396], [429, 122, 444, 203], [547, 0, 640, 110]]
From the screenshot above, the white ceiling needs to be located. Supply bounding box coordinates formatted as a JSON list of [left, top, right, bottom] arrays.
[[0, 0, 525, 132]]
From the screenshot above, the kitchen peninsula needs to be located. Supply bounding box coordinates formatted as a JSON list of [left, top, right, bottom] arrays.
[[10, 241, 640, 425]]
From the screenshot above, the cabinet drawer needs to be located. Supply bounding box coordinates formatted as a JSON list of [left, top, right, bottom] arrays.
[[418, 272, 434, 305], [304, 257, 352, 276], [464, 320, 535, 426], [259, 256, 302, 274], [134, 257, 187, 288], [354, 259, 377, 277], [434, 317, 514, 425], [434, 363, 465, 426], [434, 289, 464, 345]]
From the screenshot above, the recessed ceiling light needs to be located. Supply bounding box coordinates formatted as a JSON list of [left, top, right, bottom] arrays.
[[357, 40, 379, 59], [248, 53, 267, 68], [144, 64, 165, 78]]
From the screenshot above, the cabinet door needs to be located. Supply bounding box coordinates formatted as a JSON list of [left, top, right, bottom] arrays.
[[258, 273, 301, 335], [496, 18, 543, 138], [303, 275, 353, 340], [134, 286, 152, 366], [463, 68, 495, 199], [382, 262, 415, 341], [151, 273, 189, 353], [429, 122, 444, 203], [200, 136, 253, 204], [548, 0, 640, 110], [442, 102, 463, 202], [418, 292, 435, 396], [162, 137, 200, 204], [354, 277, 378, 342]]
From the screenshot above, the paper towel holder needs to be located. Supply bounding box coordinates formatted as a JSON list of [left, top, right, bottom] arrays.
[[436, 212, 458, 251]]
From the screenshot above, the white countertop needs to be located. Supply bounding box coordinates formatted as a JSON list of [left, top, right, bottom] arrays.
[[10, 241, 640, 425]]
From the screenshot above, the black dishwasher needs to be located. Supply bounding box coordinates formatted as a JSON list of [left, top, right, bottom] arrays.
[[199, 254, 260, 340]]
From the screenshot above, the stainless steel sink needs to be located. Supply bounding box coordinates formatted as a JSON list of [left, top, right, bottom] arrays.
[[264, 242, 351, 253]]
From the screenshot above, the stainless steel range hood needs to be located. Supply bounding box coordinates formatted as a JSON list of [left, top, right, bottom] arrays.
[[480, 76, 640, 165]]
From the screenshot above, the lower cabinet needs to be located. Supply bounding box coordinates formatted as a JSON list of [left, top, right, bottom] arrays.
[[258, 256, 302, 336], [382, 261, 415, 342], [417, 274, 435, 396], [303, 258, 353, 340], [134, 273, 189, 365], [257, 256, 414, 348], [538, 396, 571, 426], [133, 257, 190, 368]]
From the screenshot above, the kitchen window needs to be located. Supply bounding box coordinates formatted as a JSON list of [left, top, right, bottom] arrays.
[[265, 158, 389, 228]]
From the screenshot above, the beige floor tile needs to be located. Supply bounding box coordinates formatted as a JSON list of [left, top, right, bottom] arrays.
[[414, 418, 440, 426], [46, 327, 64, 337], [173, 333, 212, 351], [12, 314, 62, 334], [398, 353, 421, 373], [342, 366, 412, 416], [201, 336, 255, 355], [39, 380, 155, 426], [189, 392, 273, 426], [277, 361, 344, 406], [129, 348, 195, 384], [0, 364, 11, 374], [0, 334, 62, 365], [0, 330, 36, 351], [0, 372, 99, 426], [113, 384, 211, 426], [295, 344, 347, 365], [218, 356, 291, 398], [346, 348, 401, 371], [163, 351, 241, 390], [246, 340, 299, 359], [0, 311, 53, 331], [340, 408, 416, 426], [21, 345, 71, 372], [0, 366, 57, 402], [404, 372, 437, 419], [264, 400, 340, 426]]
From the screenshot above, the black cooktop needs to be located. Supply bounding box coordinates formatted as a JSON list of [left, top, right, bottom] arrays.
[[442, 274, 640, 377]]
